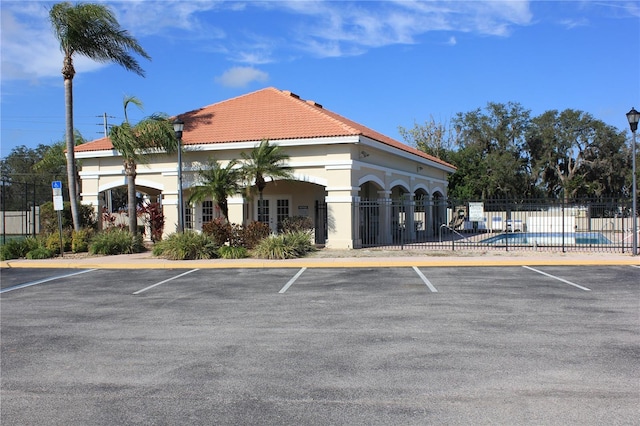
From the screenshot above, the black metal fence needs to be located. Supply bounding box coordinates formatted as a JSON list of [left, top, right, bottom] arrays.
[[356, 197, 637, 253], [1, 179, 54, 242]]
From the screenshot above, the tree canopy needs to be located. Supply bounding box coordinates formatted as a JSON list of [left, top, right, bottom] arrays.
[[240, 139, 294, 199], [401, 103, 633, 200], [189, 159, 242, 221], [1, 134, 85, 210]]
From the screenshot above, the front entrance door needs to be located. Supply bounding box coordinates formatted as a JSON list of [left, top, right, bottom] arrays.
[[257, 197, 290, 233]]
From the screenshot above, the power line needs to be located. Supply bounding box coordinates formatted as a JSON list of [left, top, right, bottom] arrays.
[[96, 113, 116, 137]]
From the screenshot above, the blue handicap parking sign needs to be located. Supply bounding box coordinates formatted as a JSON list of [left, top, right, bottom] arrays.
[[52, 181, 62, 189]]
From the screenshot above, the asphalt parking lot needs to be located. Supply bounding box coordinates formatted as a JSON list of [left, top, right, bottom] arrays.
[[1, 265, 639, 425]]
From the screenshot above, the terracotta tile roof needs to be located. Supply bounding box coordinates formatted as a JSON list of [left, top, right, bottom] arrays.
[[75, 136, 113, 152], [75, 87, 454, 169]]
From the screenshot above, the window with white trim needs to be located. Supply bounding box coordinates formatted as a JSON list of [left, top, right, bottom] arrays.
[[202, 200, 214, 224]]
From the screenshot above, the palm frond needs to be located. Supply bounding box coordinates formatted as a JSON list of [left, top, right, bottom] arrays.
[[49, 2, 150, 77], [240, 139, 293, 194], [189, 159, 242, 219]]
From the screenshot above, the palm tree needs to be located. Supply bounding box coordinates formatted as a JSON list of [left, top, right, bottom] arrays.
[[49, 2, 150, 231], [110, 96, 177, 235], [33, 131, 86, 179], [240, 139, 294, 222], [189, 159, 242, 221]]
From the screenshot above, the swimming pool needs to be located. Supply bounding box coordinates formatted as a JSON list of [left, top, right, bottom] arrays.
[[480, 232, 612, 245]]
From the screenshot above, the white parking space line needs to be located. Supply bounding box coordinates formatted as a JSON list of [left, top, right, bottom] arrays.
[[522, 266, 591, 291], [0, 269, 97, 294], [133, 269, 199, 295], [279, 267, 307, 294], [631, 265, 640, 269], [412, 266, 438, 292]]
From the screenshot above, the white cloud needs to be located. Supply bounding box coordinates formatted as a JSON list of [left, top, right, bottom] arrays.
[[278, 0, 535, 57], [3, 0, 621, 82], [215, 66, 269, 88], [114, 1, 226, 39], [0, 3, 138, 82], [225, 33, 277, 65], [559, 18, 589, 29]]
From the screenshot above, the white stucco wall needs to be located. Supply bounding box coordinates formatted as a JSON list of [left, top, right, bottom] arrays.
[[77, 136, 452, 248]]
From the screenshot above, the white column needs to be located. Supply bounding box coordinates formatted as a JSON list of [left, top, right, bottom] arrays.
[[325, 191, 358, 249], [425, 194, 434, 237], [406, 194, 415, 242], [377, 190, 392, 245]]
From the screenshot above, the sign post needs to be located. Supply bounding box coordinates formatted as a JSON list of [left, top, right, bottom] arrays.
[[468, 202, 485, 232], [52, 181, 64, 257]]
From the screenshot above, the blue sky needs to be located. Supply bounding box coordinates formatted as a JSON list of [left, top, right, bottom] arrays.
[[2, 0, 639, 159]]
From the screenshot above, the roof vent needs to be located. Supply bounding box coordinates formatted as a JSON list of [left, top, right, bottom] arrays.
[[306, 100, 323, 108], [283, 90, 300, 99]]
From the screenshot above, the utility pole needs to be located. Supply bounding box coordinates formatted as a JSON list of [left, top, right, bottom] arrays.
[[97, 113, 115, 137]]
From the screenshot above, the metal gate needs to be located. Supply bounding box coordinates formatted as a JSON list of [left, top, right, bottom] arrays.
[[356, 197, 635, 253], [314, 200, 327, 245]]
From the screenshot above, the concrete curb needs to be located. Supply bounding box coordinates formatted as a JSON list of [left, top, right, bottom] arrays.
[[2, 255, 639, 269]]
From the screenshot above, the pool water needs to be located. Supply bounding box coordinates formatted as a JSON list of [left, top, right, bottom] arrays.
[[480, 232, 612, 245]]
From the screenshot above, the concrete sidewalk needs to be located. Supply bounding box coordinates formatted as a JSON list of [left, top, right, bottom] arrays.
[[2, 249, 639, 269]]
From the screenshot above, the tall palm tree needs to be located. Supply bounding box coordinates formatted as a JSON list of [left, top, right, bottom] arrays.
[[49, 2, 150, 231], [240, 139, 294, 222], [189, 159, 242, 221], [110, 96, 177, 235]]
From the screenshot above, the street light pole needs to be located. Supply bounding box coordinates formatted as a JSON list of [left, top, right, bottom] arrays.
[[173, 118, 185, 233], [626, 108, 639, 256]]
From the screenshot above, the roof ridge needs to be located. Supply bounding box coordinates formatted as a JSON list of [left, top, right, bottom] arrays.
[[179, 87, 280, 117], [275, 89, 362, 136], [282, 92, 455, 169]]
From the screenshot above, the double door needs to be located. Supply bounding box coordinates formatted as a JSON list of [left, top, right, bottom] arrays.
[[257, 197, 290, 233]]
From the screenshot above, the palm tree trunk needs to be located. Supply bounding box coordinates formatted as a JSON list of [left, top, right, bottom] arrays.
[[64, 76, 81, 232], [219, 199, 229, 221], [126, 161, 138, 235]]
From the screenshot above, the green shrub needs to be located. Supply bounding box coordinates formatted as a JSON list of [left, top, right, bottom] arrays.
[[252, 231, 315, 260], [151, 242, 165, 257], [1, 241, 19, 260], [218, 245, 249, 259], [1, 238, 26, 260], [252, 234, 297, 259], [40, 202, 96, 234], [23, 236, 42, 253], [202, 218, 232, 246], [44, 231, 72, 254], [89, 229, 144, 255], [1, 237, 47, 260], [72, 228, 94, 253], [283, 230, 316, 256], [242, 221, 270, 249], [153, 231, 218, 260], [26, 247, 55, 259]]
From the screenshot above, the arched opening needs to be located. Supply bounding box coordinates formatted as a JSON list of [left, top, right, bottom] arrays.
[[98, 184, 163, 239], [390, 184, 410, 243], [413, 188, 429, 240], [432, 191, 446, 236], [357, 180, 385, 246]]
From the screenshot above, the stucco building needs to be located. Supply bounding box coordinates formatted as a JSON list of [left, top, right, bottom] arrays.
[[76, 87, 455, 249]]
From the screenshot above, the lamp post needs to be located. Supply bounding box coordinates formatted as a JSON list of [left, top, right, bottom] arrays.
[[626, 107, 639, 256], [173, 118, 185, 233]]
